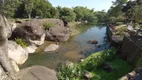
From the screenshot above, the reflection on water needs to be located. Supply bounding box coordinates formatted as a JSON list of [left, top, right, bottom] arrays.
[[21, 25, 109, 70]]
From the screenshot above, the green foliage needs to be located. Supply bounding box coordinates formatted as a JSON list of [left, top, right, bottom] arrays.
[[80, 48, 117, 71], [24, 0, 34, 19], [95, 10, 108, 23], [126, 5, 142, 23], [73, 6, 97, 24], [108, 0, 142, 23], [91, 58, 132, 80], [57, 48, 132, 80], [73, 6, 85, 21], [58, 7, 76, 22], [57, 63, 84, 80], [57, 48, 118, 80], [32, 0, 53, 18], [3, 0, 22, 18], [4, 0, 54, 18], [108, 0, 128, 23], [15, 38, 28, 48], [43, 22, 55, 30], [115, 25, 127, 35]]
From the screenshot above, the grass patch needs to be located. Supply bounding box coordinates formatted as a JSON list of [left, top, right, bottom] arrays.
[[43, 22, 56, 30], [91, 58, 132, 80], [80, 48, 117, 71], [15, 38, 28, 48]]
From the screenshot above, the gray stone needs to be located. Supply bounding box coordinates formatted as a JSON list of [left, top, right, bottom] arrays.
[[8, 41, 28, 65], [84, 71, 93, 79], [45, 19, 70, 42], [24, 45, 37, 53], [10, 19, 45, 45], [88, 40, 98, 44], [14, 65, 58, 80], [44, 44, 59, 52]]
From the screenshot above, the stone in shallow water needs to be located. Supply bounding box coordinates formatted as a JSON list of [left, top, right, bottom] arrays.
[[24, 45, 37, 53], [44, 44, 59, 52]]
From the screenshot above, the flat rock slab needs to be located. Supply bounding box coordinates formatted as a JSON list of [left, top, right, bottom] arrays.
[[14, 65, 58, 80], [44, 44, 59, 52]]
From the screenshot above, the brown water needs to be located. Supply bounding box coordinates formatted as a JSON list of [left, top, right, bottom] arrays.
[[21, 25, 109, 70]]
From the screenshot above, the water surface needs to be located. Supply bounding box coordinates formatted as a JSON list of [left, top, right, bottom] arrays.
[[21, 25, 109, 70]]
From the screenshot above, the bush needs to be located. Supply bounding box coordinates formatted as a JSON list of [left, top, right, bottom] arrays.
[[43, 22, 55, 30], [15, 38, 28, 48], [57, 63, 84, 80], [80, 48, 117, 71], [115, 25, 127, 35], [57, 48, 117, 80]]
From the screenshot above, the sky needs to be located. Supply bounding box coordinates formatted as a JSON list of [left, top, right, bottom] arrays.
[[48, 0, 115, 11]]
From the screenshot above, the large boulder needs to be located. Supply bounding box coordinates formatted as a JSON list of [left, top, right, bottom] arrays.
[[14, 65, 58, 80], [8, 41, 28, 65], [45, 19, 70, 42], [10, 19, 45, 45]]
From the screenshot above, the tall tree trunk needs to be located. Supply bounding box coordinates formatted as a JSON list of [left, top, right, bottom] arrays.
[[28, 13, 31, 20]]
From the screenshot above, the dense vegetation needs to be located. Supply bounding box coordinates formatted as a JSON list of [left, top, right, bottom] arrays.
[[108, 0, 142, 23], [57, 48, 132, 80], [2, 0, 107, 24], [15, 38, 28, 48], [2, 0, 142, 24]]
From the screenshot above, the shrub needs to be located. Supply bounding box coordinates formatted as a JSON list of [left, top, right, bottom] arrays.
[[57, 63, 84, 80], [15, 38, 28, 48], [57, 48, 117, 80], [80, 47, 117, 71], [116, 25, 127, 35], [43, 22, 55, 30]]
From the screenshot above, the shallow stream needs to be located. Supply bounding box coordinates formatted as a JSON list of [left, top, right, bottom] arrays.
[[21, 25, 109, 70]]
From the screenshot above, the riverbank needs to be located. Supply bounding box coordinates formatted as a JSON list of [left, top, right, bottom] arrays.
[[106, 23, 142, 79], [57, 48, 133, 80], [56, 23, 142, 80]]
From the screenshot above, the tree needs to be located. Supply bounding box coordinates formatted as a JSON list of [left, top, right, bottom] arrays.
[[50, 7, 59, 18], [24, 0, 34, 19], [73, 6, 85, 21], [96, 10, 107, 23], [2, 0, 22, 18], [126, 5, 142, 23], [122, 0, 137, 13], [108, 0, 128, 23], [86, 13, 98, 24], [73, 6, 97, 24], [58, 7, 76, 22], [32, 0, 53, 18]]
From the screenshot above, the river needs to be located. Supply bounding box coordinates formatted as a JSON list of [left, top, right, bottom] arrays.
[[21, 25, 109, 70]]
